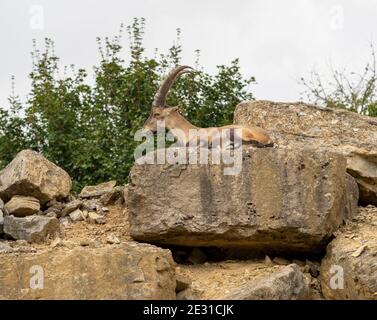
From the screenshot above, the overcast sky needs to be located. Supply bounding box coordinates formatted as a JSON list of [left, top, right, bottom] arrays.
[[1, 0, 376, 108]]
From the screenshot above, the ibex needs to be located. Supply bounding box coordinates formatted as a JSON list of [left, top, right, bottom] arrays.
[[143, 65, 273, 148]]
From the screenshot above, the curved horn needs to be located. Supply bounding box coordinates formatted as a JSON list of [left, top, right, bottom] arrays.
[[152, 65, 193, 108]]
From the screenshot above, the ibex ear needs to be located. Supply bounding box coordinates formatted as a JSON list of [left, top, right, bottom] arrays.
[[169, 106, 179, 113]]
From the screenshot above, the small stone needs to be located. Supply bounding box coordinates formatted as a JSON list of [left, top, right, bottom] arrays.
[[69, 209, 84, 222], [82, 210, 89, 219], [61, 199, 82, 217], [88, 212, 106, 224], [99, 186, 124, 206], [50, 237, 62, 248], [62, 240, 75, 249], [46, 199, 59, 207], [352, 245, 367, 257], [59, 217, 70, 227], [80, 181, 117, 198], [82, 200, 98, 212], [89, 239, 102, 248], [15, 239, 28, 246], [0, 241, 13, 253], [305, 260, 320, 277], [102, 207, 109, 212], [292, 259, 306, 267], [3, 215, 60, 243], [46, 212, 57, 218], [4, 195, 40, 217], [273, 257, 290, 265], [265, 255, 274, 266], [44, 207, 62, 217], [106, 234, 120, 244]]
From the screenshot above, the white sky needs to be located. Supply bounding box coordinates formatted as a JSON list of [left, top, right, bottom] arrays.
[[0, 0, 376, 108]]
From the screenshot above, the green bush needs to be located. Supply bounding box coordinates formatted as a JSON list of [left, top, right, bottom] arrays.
[[0, 18, 255, 192], [300, 45, 377, 117]]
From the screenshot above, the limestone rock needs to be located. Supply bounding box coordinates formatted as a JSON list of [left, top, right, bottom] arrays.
[[61, 199, 82, 217], [100, 186, 124, 205], [128, 147, 358, 254], [176, 260, 311, 300], [222, 264, 310, 300], [0, 150, 72, 204], [87, 211, 105, 224], [4, 196, 40, 217], [0, 241, 13, 253], [69, 209, 84, 222], [234, 100, 377, 205], [320, 206, 377, 299], [106, 234, 121, 244], [0, 198, 4, 210], [3, 215, 60, 243], [0, 242, 176, 300], [79, 180, 116, 198]]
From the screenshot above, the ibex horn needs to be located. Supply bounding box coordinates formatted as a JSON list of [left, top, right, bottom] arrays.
[[152, 65, 193, 108]]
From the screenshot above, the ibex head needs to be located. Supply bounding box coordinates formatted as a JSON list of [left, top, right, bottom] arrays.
[[143, 65, 192, 133]]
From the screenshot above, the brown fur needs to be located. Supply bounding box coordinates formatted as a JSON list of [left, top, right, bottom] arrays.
[[143, 106, 273, 147]]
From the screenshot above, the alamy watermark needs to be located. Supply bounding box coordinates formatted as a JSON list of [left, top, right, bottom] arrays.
[[29, 5, 44, 30], [29, 265, 44, 289], [329, 264, 344, 290], [134, 121, 244, 175]]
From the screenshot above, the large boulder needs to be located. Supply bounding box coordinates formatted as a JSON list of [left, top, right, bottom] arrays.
[[222, 264, 310, 300], [176, 260, 314, 300], [0, 150, 72, 204], [0, 242, 176, 300], [4, 196, 40, 217], [3, 215, 60, 243], [128, 147, 358, 254], [320, 206, 377, 300], [234, 100, 377, 205]]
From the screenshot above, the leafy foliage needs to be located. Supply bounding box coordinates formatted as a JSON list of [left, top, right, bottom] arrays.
[[300, 45, 377, 117], [0, 18, 255, 191]]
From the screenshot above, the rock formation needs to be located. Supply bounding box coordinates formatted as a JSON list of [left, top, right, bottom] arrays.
[[234, 100, 377, 206], [128, 148, 358, 254], [0, 100, 376, 300], [0, 150, 72, 204]]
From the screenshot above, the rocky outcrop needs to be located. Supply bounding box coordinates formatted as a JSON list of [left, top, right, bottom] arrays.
[[234, 100, 377, 205], [0, 242, 176, 300], [3, 215, 59, 243], [176, 259, 319, 300], [222, 264, 310, 300], [0, 150, 72, 204], [128, 147, 358, 254], [4, 196, 40, 217], [320, 206, 377, 300]]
